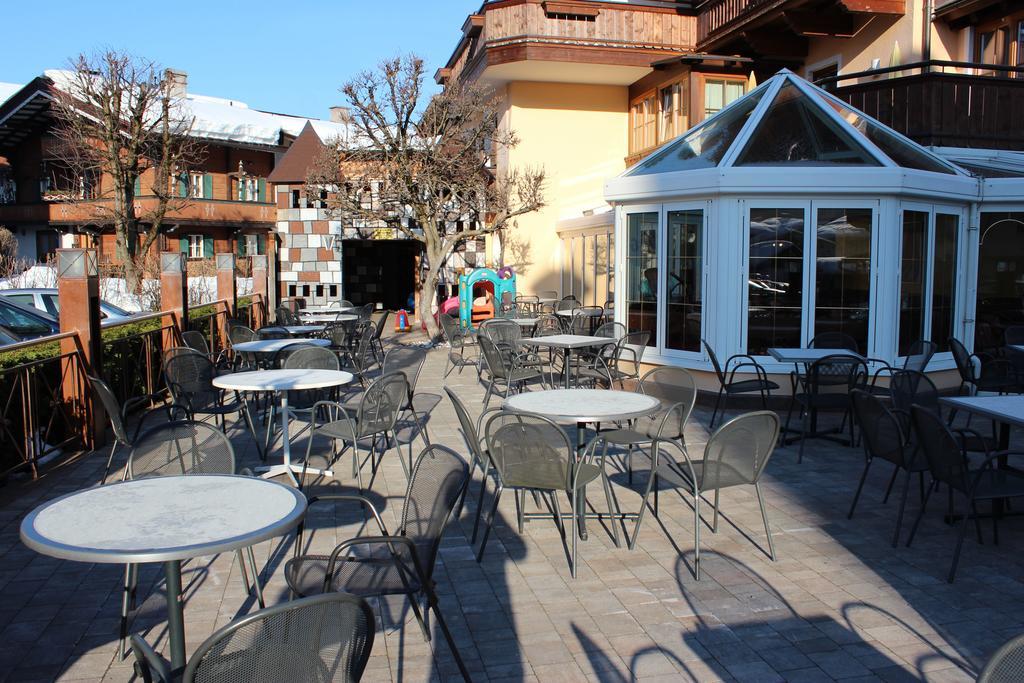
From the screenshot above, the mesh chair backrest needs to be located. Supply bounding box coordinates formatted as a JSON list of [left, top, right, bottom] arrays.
[[948, 337, 975, 382], [516, 294, 538, 305], [889, 369, 939, 416], [616, 331, 650, 374], [351, 323, 377, 372], [538, 290, 557, 300], [164, 346, 206, 367], [485, 412, 574, 490], [555, 299, 579, 313], [482, 319, 521, 346], [701, 411, 780, 489], [372, 310, 390, 340], [127, 420, 234, 480], [323, 322, 349, 347], [806, 355, 867, 393], [570, 308, 601, 335], [478, 337, 509, 381], [184, 592, 375, 683], [398, 445, 469, 582], [439, 313, 462, 343], [702, 338, 726, 384], [356, 372, 408, 436], [275, 307, 296, 325], [909, 405, 970, 492], [339, 300, 354, 308], [903, 340, 937, 373], [228, 324, 256, 345], [164, 352, 219, 410], [258, 327, 291, 340], [383, 347, 427, 396], [639, 366, 697, 440], [358, 303, 375, 321], [979, 633, 1024, 683], [89, 376, 130, 444], [532, 315, 561, 337], [282, 346, 340, 410], [444, 387, 487, 467], [850, 390, 907, 468], [270, 342, 312, 369], [809, 332, 859, 353], [182, 330, 211, 355], [594, 322, 626, 340]]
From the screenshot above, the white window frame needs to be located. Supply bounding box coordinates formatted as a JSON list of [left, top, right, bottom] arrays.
[[189, 172, 204, 199], [188, 234, 204, 259], [239, 177, 259, 202], [660, 201, 710, 361], [805, 56, 842, 83]]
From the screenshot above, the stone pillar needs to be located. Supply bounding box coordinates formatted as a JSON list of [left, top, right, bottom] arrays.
[[251, 254, 268, 329], [57, 248, 103, 447], [160, 252, 188, 349], [216, 253, 235, 342]]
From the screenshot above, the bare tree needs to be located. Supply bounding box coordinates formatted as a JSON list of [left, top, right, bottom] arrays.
[[49, 51, 204, 291], [307, 54, 545, 339]]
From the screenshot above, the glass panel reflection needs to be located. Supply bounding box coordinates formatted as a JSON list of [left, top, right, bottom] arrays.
[[932, 214, 959, 352], [626, 212, 658, 347], [666, 209, 703, 352], [975, 212, 1024, 352], [899, 210, 928, 355], [814, 208, 872, 352], [748, 208, 805, 355]]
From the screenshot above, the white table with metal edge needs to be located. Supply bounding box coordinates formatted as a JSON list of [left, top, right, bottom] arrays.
[[213, 369, 354, 483], [504, 389, 661, 541], [299, 305, 355, 314], [231, 337, 331, 354], [20, 475, 306, 679], [519, 334, 617, 388], [940, 395, 1024, 452], [282, 324, 326, 336], [299, 312, 360, 323]]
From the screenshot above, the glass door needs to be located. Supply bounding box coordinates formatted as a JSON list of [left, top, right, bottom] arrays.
[[624, 209, 659, 347], [663, 204, 706, 356]]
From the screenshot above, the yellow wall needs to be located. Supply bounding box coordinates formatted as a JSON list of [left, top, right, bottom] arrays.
[[497, 81, 628, 295]]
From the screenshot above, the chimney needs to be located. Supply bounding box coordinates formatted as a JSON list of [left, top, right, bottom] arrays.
[[329, 106, 352, 124], [165, 69, 187, 99]]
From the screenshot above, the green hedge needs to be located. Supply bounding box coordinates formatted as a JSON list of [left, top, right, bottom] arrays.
[[0, 317, 164, 370]]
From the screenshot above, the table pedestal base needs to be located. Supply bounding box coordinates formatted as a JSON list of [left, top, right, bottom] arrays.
[[164, 560, 185, 678], [256, 462, 333, 484]]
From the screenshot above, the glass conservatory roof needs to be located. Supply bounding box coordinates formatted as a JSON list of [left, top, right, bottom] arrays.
[[627, 70, 964, 177]]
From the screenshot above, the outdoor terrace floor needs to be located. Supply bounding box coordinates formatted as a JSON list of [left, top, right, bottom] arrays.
[[1, 335, 1022, 682]]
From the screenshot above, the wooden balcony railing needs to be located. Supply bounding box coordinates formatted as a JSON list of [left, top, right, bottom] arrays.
[[697, 0, 778, 46], [820, 61, 1024, 152]]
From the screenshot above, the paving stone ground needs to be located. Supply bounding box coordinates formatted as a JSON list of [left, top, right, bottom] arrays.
[[1, 331, 1021, 682]]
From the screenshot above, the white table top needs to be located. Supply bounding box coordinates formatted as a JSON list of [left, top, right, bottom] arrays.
[[20, 475, 306, 564], [767, 348, 864, 363], [231, 338, 331, 354], [555, 309, 601, 317], [301, 305, 355, 313], [939, 395, 1024, 427], [283, 325, 325, 335], [1010, 345, 1024, 354], [520, 334, 616, 349], [537, 297, 557, 303], [300, 312, 358, 322], [504, 389, 660, 424], [509, 318, 538, 326], [213, 368, 353, 392]]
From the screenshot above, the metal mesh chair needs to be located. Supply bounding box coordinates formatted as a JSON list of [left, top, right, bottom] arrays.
[[131, 592, 375, 683], [532, 314, 561, 337], [808, 331, 859, 353], [357, 303, 375, 322], [444, 387, 502, 544], [340, 322, 378, 386], [303, 372, 409, 491], [979, 633, 1024, 683], [440, 313, 476, 378], [478, 336, 547, 408], [604, 331, 650, 390], [370, 310, 390, 362], [275, 306, 298, 325], [597, 367, 698, 548], [849, 389, 926, 547], [163, 352, 261, 447], [257, 326, 291, 340], [286, 445, 470, 681], [907, 405, 1024, 581], [89, 376, 171, 485], [378, 346, 432, 471], [480, 318, 522, 346], [181, 330, 210, 355], [703, 339, 778, 429], [594, 321, 626, 341], [867, 339, 937, 395], [950, 336, 1017, 399], [784, 354, 867, 463], [121, 421, 264, 658], [570, 306, 603, 335], [479, 412, 607, 578], [228, 324, 256, 345]]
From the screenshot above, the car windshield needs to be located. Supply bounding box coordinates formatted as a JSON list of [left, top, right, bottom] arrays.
[[0, 301, 53, 337]]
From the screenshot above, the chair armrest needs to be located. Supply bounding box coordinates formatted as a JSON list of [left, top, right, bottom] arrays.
[[323, 535, 427, 594], [130, 635, 171, 683], [953, 427, 991, 457], [306, 493, 389, 535], [725, 354, 770, 385], [867, 360, 895, 386]]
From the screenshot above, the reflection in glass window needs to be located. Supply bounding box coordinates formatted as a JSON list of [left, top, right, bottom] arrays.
[[899, 211, 928, 355], [626, 213, 658, 347], [704, 79, 745, 117], [975, 212, 1024, 351], [748, 208, 805, 355], [932, 214, 959, 352], [666, 210, 703, 352], [815, 209, 872, 351]]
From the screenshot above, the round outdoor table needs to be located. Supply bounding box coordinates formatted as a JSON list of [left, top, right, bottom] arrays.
[[231, 337, 331, 354], [213, 369, 353, 483], [20, 475, 306, 678], [504, 389, 660, 541], [300, 312, 359, 323], [300, 305, 355, 314], [282, 325, 326, 336]]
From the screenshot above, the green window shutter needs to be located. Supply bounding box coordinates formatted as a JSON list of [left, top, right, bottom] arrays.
[[134, 176, 142, 196], [203, 174, 213, 199], [237, 235, 245, 256], [257, 234, 265, 255], [257, 178, 266, 202], [203, 235, 214, 259], [178, 172, 188, 198], [179, 237, 188, 254]]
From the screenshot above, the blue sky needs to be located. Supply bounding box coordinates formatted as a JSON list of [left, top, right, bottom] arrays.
[[1, 1, 474, 119]]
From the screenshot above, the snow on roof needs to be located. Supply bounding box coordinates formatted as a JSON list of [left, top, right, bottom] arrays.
[[0, 82, 23, 107], [41, 69, 349, 148]]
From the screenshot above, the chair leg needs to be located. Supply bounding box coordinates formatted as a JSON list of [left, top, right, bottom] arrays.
[[881, 465, 899, 504], [245, 546, 265, 609], [600, 467, 621, 548], [798, 407, 809, 464], [476, 485, 503, 562], [515, 489, 525, 533], [710, 389, 723, 430], [893, 469, 912, 548], [100, 441, 119, 486], [628, 446, 659, 551], [755, 482, 775, 562], [906, 479, 935, 548], [848, 460, 872, 519], [470, 473, 489, 545], [712, 488, 720, 533], [570, 489, 578, 578], [693, 487, 701, 580], [948, 501, 973, 582], [426, 592, 473, 682]]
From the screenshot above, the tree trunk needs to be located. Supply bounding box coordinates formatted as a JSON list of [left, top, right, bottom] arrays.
[[420, 244, 446, 344]]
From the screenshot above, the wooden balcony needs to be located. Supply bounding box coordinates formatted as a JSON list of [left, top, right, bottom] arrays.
[[0, 197, 276, 227], [823, 61, 1024, 152]]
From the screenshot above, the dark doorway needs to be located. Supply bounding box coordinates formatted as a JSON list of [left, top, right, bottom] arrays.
[[342, 239, 422, 311]]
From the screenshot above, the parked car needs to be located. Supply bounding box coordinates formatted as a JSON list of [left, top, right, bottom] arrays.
[[0, 288, 138, 326], [0, 324, 23, 346], [0, 297, 60, 341]]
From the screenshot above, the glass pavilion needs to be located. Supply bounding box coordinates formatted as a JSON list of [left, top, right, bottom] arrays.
[[603, 70, 1024, 375]]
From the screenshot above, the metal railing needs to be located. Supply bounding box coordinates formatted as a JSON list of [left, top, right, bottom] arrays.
[[101, 312, 177, 406]]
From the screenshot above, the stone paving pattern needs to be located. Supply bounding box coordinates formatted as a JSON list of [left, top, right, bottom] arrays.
[[0, 332, 1021, 682]]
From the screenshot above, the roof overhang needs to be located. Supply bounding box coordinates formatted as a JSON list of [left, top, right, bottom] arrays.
[[651, 53, 754, 69], [0, 79, 57, 153]]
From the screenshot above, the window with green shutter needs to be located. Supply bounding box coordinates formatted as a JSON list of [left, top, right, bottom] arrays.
[[134, 176, 142, 196], [257, 233, 265, 255], [203, 174, 213, 200], [180, 237, 189, 254], [177, 172, 188, 198], [258, 178, 266, 202], [203, 235, 214, 259]]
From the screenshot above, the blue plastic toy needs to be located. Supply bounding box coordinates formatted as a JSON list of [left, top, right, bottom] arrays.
[[458, 267, 516, 330]]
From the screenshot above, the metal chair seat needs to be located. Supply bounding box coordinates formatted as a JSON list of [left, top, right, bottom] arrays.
[[315, 418, 369, 442], [600, 417, 669, 445], [503, 461, 603, 492], [962, 468, 1024, 500], [286, 552, 422, 598], [508, 367, 544, 383], [726, 378, 780, 394]]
